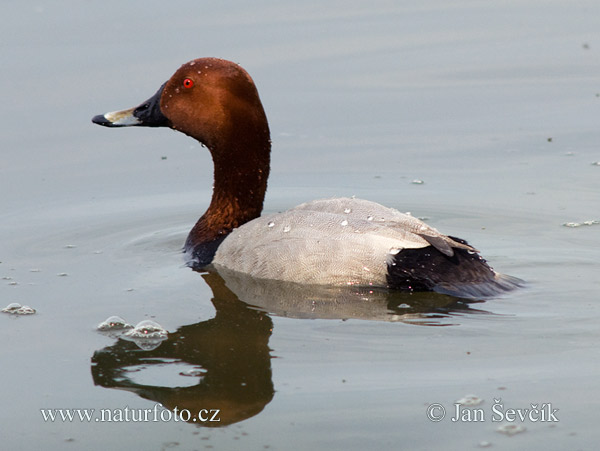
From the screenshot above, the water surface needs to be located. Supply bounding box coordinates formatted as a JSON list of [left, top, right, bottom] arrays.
[[2, 1, 599, 450]]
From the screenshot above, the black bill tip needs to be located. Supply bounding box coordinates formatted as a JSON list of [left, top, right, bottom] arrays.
[[92, 114, 116, 127]]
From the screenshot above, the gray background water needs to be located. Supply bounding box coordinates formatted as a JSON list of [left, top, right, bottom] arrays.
[[2, 1, 599, 450]]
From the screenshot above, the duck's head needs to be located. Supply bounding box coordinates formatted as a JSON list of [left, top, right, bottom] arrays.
[[93, 58, 272, 256], [92, 57, 270, 159]]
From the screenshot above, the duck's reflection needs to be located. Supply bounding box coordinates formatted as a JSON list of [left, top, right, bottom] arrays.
[[212, 267, 487, 324], [92, 272, 274, 426], [91, 270, 490, 426]]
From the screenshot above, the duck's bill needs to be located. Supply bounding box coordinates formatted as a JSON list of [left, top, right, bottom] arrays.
[[92, 82, 169, 128], [92, 107, 141, 127]]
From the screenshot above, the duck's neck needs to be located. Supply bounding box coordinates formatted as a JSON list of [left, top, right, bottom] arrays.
[[185, 135, 270, 264]]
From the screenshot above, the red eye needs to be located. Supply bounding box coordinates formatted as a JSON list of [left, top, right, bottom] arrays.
[[183, 78, 194, 89]]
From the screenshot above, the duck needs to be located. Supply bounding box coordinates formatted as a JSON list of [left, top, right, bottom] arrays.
[[92, 57, 520, 299]]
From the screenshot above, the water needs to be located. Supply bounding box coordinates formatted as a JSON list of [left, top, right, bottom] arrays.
[[2, 1, 599, 450]]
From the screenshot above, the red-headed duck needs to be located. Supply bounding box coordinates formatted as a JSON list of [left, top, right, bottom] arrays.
[[92, 57, 520, 299]]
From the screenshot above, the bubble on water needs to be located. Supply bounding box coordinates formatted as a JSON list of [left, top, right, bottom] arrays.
[[18, 306, 36, 315], [8, 281, 18, 286], [283, 225, 291, 233], [131, 339, 165, 351], [2, 303, 36, 315], [496, 424, 526, 436], [411, 179, 425, 185], [340, 220, 349, 226], [120, 320, 168, 350], [562, 220, 600, 228], [57, 273, 68, 277], [124, 320, 168, 339], [97, 316, 133, 331], [64, 244, 77, 249], [478, 441, 492, 448], [591, 161, 600, 166], [344, 208, 352, 214], [456, 394, 483, 406], [29, 269, 41, 273], [2, 276, 13, 280], [267, 221, 275, 228], [179, 368, 207, 377]]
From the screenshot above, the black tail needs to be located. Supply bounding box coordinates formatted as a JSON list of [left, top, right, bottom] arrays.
[[386, 236, 522, 300]]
